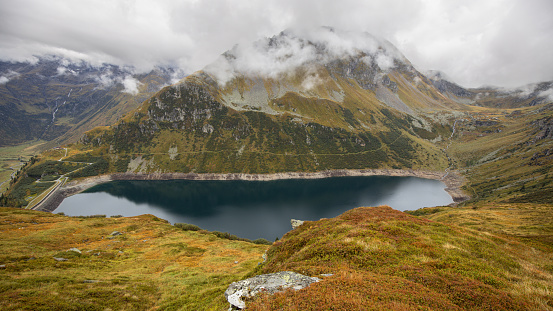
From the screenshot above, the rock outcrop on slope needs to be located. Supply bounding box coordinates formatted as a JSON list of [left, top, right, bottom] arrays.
[[224, 271, 320, 309]]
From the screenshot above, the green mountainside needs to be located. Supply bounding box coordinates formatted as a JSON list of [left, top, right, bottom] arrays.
[[65, 30, 472, 176]]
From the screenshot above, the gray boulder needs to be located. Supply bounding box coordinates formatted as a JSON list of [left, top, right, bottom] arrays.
[[67, 248, 81, 254], [290, 219, 304, 229], [224, 271, 320, 309]]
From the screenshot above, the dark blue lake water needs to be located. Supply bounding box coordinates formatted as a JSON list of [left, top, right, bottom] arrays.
[[55, 176, 452, 240]]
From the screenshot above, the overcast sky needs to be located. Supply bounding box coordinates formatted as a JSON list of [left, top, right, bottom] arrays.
[[0, 0, 552, 88]]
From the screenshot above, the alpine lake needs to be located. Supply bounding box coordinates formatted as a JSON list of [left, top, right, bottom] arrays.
[[55, 176, 453, 241]]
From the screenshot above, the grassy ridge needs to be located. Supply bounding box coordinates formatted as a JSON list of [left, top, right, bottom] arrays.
[[1, 203, 552, 310], [410, 203, 553, 309], [248, 205, 552, 310], [0, 207, 268, 310]]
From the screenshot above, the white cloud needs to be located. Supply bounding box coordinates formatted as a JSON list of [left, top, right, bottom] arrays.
[[538, 88, 553, 101], [204, 27, 402, 85], [375, 54, 395, 71], [301, 66, 325, 90], [56, 66, 67, 75], [56, 66, 77, 76], [516, 84, 538, 97], [93, 71, 142, 94], [121, 76, 142, 95], [0, 0, 551, 88], [95, 72, 116, 88], [0, 69, 20, 84]]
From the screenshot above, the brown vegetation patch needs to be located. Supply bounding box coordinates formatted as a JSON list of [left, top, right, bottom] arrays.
[[251, 205, 545, 310]]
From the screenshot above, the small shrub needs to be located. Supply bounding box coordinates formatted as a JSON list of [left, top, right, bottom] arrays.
[[211, 231, 251, 243], [174, 223, 202, 231], [252, 238, 272, 245], [75, 214, 106, 218], [406, 207, 444, 216]]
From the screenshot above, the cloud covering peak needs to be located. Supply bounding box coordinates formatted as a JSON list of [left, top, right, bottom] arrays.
[[1, 0, 552, 88], [204, 27, 406, 85]]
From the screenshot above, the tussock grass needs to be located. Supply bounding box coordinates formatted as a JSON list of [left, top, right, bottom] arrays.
[[248, 205, 551, 310], [411, 203, 553, 310], [0, 207, 268, 310]]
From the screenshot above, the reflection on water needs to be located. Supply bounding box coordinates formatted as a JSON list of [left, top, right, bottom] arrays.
[[55, 176, 452, 240]]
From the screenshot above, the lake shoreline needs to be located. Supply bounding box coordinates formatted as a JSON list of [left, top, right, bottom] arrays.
[[36, 169, 469, 213]]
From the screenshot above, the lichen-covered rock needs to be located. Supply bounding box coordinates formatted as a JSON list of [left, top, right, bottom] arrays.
[[67, 248, 81, 254], [224, 271, 320, 309], [290, 219, 304, 229]]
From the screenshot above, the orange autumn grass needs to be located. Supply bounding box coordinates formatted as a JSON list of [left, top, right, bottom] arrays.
[[248, 205, 552, 310]]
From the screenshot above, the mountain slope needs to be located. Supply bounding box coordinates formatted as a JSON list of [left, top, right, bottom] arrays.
[[248, 205, 551, 310], [447, 103, 553, 204], [0, 58, 179, 147], [0, 207, 267, 310], [73, 28, 474, 175], [426, 70, 553, 108]]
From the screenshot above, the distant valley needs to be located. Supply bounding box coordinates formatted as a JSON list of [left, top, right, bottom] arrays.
[[0, 58, 182, 147]]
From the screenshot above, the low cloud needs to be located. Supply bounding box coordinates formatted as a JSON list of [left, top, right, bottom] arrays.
[[301, 67, 325, 90], [538, 88, 553, 101], [121, 75, 142, 95], [204, 27, 403, 85], [0, 70, 20, 84], [93, 71, 142, 95], [94, 71, 117, 88], [56, 66, 77, 76], [515, 84, 538, 98], [0, 0, 552, 88]]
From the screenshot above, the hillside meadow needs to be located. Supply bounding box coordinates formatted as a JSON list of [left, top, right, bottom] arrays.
[[1, 203, 552, 310]]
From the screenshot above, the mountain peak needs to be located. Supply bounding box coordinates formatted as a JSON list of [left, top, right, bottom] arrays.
[[204, 27, 409, 85]]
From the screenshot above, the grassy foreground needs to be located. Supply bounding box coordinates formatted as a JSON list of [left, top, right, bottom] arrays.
[[248, 205, 552, 310], [0, 207, 268, 310], [1, 204, 552, 310]]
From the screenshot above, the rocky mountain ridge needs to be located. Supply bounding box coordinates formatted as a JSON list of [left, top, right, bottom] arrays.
[[426, 69, 553, 108]]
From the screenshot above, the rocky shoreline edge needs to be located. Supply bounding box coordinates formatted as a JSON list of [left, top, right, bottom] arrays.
[[34, 169, 470, 213]]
